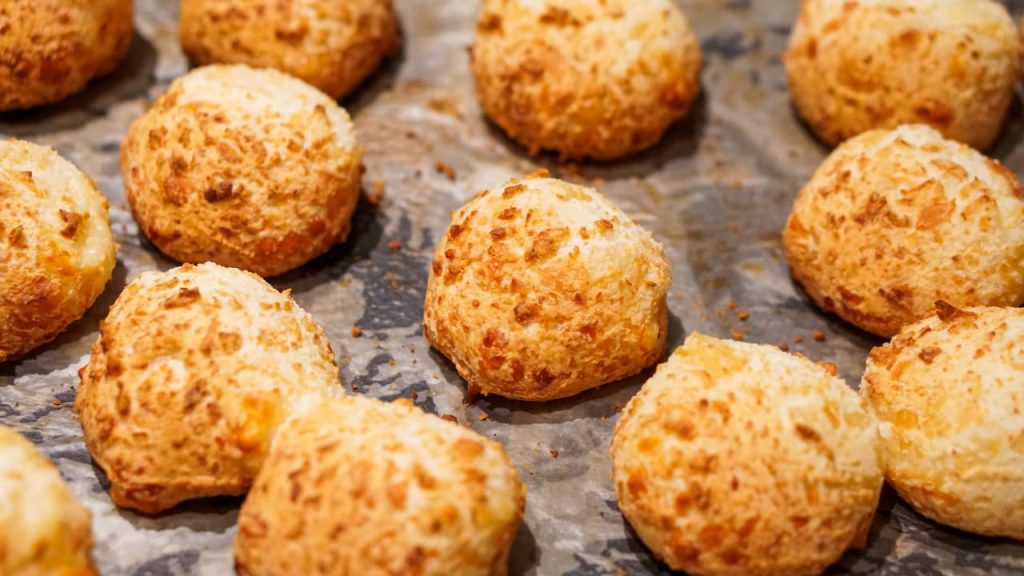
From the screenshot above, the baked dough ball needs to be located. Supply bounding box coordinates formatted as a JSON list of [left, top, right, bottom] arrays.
[[783, 124, 1024, 338], [76, 262, 340, 514], [121, 64, 362, 278], [0, 425, 96, 576], [423, 173, 671, 401], [785, 0, 1018, 150], [179, 0, 399, 100], [0, 0, 133, 111], [611, 333, 883, 576], [0, 139, 117, 362], [234, 395, 526, 576], [862, 303, 1024, 539], [471, 0, 701, 160]]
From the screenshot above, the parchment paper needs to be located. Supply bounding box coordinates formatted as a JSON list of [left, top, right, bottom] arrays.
[[4, 1, 1024, 574]]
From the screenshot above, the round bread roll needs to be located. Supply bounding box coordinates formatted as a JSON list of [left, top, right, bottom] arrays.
[[611, 333, 883, 575], [0, 0, 133, 111], [121, 64, 363, 278], [785, 0, 1018, 150], [234, 395, 526, 576], [0, 139, 117, 362], [783, 124, 1024, 338], [862, 303, 1024, 539], [422, 173, 671, 401], [470, 0, 701, 160], [0, 425, 95, 576], [179, 0, 399, 100], [76, 262, 340, 514]]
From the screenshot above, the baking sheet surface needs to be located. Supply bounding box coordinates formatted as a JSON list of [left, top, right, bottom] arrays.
[[4, 1, 1024, 574]]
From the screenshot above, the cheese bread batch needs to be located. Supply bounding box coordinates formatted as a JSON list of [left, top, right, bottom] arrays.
[[2, 0, 1023, 574]]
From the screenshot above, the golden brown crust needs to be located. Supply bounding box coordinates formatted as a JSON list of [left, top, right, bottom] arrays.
[[179, 0, 399, 100], [75, 262, 340, 514], [470, 0, 701, 160], [862, 305, 1024, 539], [422, 175, 671, 401], [0, 425, 96, 576], [784, 0, 1019, 150], [121, 64, 363, 278], [783, 124, 1024, 337], [0, 139, 117, 362], [234, 396, 527, 576], [0, 0, 133, 111], [612, 333, 883, 576]]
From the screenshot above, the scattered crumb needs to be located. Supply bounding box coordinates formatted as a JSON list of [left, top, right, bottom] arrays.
[[411, 390, 418, 401], [441, 414, 459, 424], [779, 342, 790, 352], [794, 336, 804, 343], [426, 95, 464, 119], [435, 161, 456, 180], [525, 168, 550, 179], [388, 239, 402, 250], [478, 413, 488, 421], [813, 330, 827, 342], [368, 181, 386, 205], [731, 331, 744, 341], [738, 310, 749, 321], [388, 358, 396, 366], [550, 449, 560, 459], [592, 176, 606, 186], [351, 326, 362, 338], [390, 280, 399, 290], [51, 398, 62, 406]]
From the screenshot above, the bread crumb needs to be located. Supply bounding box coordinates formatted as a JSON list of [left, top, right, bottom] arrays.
[[550, 449, 559, 459], [738, 310, 749, 320], [368, 181, 386, 205], [779, 342, 790, 352], [388, 240, 402, 250], [351, 326, 362, 338], [435, 161, 456, 180], [731, 331, 744, 341], [426, 95, 463, 119], [813, 330, 827, 342]]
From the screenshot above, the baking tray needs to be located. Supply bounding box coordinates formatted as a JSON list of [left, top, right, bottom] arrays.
[[4, 1, 1024, 574]]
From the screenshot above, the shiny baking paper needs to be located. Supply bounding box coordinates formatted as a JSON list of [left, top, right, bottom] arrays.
[[3, 1, 1024, 574]]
